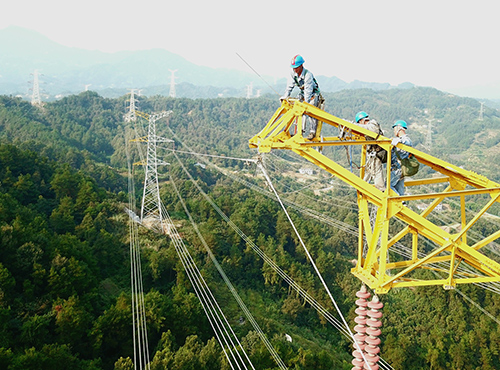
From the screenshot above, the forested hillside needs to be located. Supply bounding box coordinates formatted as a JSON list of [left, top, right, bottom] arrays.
[[0, 88, 499, 369]]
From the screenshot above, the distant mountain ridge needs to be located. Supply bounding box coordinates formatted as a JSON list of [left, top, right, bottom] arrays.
[[1, 25, 414, 99]]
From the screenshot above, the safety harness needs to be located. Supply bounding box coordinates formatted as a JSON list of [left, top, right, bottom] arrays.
[[293, 69, 321, 97]]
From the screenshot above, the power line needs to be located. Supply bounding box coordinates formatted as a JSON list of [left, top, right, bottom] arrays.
[[171, 156, 287, 370], [129, 114, 255, 369], [236, 53, 281, 97]]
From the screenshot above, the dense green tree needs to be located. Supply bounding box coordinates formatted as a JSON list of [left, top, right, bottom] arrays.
[[53, 295, 93, 354], [172, 335, 202, 369], [0, 262, 15, 301], [113, 357, 133, 370], [8, 344, 101, 370], [150, 330, 175, 370], [199, 337, 222, 370], [91, 294, 133, 368], [19, 313, 53, 349], [49, 196, 76, 234]]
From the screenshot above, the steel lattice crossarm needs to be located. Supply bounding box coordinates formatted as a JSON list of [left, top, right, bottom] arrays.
[[129, 110, 174, 142], [129, 109, 174, 166], [249, 99, 500, 294]]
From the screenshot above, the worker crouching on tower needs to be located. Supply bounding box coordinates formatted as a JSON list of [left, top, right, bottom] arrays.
[[355, 111, 386, 192], [390, 120, 413, 197], [281, 55, 324, 140]]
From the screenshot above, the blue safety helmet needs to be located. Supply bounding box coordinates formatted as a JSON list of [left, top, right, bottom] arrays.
[[355, 111, 369, 123], [290, 55, 305, 68], [392, 120, 408, 129]]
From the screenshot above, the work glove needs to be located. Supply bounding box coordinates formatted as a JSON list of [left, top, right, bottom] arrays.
[[391, 137, 401, 146]]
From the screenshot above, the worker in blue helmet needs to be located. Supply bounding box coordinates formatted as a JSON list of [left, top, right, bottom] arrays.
[[390, 120, 413, 197], [355, 111, 386, 191], [355, 111, 369, 124], [281, 55, 324, 140]]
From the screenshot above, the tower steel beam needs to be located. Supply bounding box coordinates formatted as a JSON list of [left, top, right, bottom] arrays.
[[249, 99, 500, 293]]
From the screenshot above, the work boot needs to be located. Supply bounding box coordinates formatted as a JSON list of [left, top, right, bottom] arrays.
[[307, 132, 315, 140]]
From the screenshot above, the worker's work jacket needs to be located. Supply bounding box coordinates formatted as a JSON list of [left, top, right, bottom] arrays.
[[283, 68, 320, 103], [391, 134, 412, 170]]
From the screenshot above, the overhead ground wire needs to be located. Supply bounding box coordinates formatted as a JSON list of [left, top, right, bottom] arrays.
[[236, 53, 281, 97]]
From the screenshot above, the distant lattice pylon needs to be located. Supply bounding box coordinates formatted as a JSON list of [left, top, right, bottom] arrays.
[[426, 118, 434, 150], [169, 70, 177, 98], [139, 111, 173, 233], [124, 89, 139, 122], [30, 70, 42, 106], [246, 82, 253, 99]]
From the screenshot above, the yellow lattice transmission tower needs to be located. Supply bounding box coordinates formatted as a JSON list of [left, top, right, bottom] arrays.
[[249, 99, 500, 294]]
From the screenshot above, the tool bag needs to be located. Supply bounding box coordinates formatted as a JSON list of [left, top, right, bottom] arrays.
[[396, 152, 419, 177], [375, 147, 387, 163]]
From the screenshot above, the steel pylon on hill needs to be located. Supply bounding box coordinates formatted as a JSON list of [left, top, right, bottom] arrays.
[[129, 109, 173, 233], [30, 70, 43, 107], [249, 99, 500, 294]]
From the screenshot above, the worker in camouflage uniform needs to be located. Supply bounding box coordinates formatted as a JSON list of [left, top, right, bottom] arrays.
[[355, 111, 386, 192], [390, 120, 413, 197]]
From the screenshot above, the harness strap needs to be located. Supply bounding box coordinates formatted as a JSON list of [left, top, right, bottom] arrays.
[[293, 69, 320, 95]]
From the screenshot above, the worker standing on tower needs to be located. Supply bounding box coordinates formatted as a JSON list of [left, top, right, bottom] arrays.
[[355, 111, 386, 191], [281, 55, 324, 140], [390, 120, 413, 197]]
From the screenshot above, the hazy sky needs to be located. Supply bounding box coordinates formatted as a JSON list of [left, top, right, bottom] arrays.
[[1, 0, 498, 96]]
